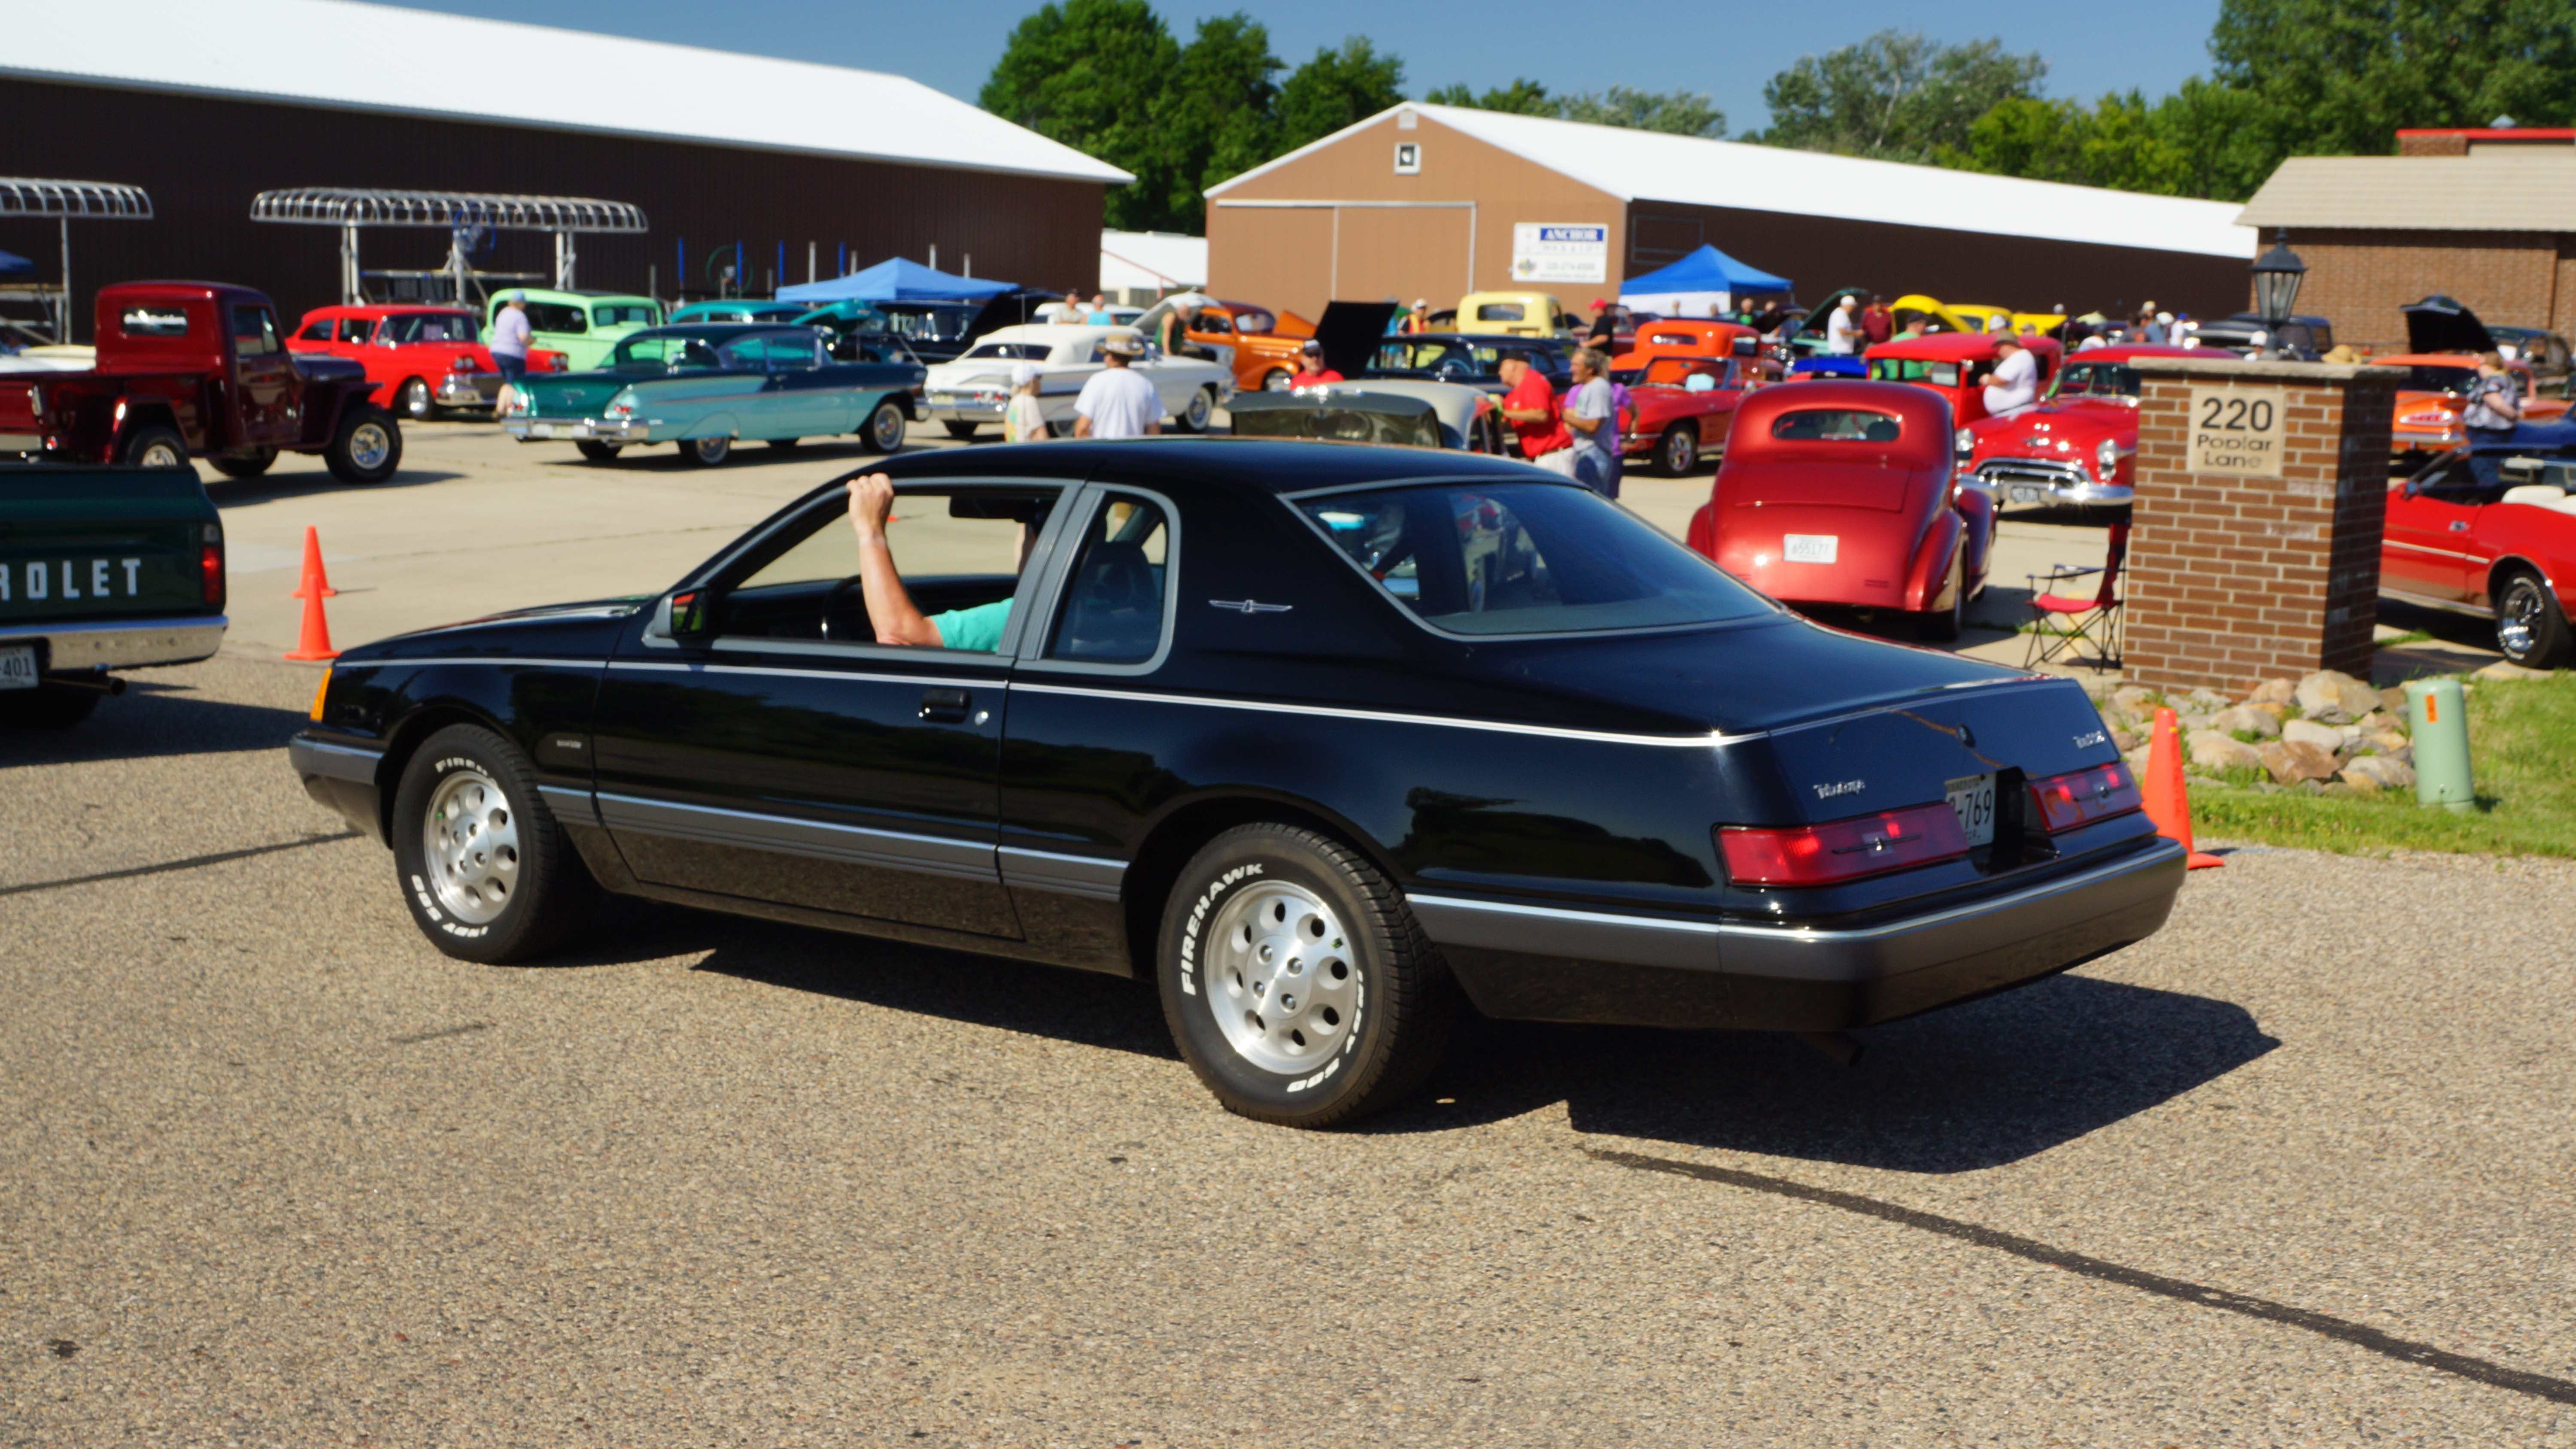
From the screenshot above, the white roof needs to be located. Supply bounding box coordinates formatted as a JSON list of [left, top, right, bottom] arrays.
[[1100, 230, 1207, 291], [2, 0, 1131, 186], [1210, 103, 2253, 260]]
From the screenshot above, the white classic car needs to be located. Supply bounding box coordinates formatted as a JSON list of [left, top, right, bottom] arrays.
[[922, 324, 1233, 439]]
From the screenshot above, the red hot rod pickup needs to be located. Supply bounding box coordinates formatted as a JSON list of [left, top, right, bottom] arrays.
[[0, 282, 402, 483]]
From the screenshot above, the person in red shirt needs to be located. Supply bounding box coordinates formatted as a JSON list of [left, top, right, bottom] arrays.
[[1288, 340, 1343, 386], [1860, 293, 1894, 347], [1496, 351, 1574, 474]]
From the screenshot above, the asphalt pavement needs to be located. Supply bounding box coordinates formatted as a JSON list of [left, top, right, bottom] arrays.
[[6, 421, 2572, 1444]]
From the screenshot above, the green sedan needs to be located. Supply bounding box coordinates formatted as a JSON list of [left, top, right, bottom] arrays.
[[501, 324, 926, 466], [484, 288, 663, 372]]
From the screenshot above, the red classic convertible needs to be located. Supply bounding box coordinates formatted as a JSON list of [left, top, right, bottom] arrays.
[[1612, 355, 1756, 475], [1956, 344, 2195, 511], [289, 305, 565, 419], [2382, 431, 2576, 667], [1686, 380, 1996, 639]]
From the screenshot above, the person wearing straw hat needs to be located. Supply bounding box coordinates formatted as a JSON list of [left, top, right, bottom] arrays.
[[1073, 333, 1161, 438]]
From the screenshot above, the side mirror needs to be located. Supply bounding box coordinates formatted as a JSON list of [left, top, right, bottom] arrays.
[[647, 588, 715, 644]]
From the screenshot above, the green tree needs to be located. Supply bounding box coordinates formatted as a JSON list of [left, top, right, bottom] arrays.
[[1756, 30, 2046, 162], [1557, 86, 1726, 138], [2206, 0, 2576, 160], [1423, 78, 1556, 115], [1275, 38, 1408, 152], [978, 0, 1182, 230], [1153, 14, 1284, 229]]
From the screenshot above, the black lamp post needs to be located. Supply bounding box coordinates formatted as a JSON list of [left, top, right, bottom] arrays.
[[2250, 229, 2307, 355]]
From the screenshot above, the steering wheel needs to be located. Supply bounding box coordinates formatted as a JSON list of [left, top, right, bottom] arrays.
[[820, 575, 870, 642]]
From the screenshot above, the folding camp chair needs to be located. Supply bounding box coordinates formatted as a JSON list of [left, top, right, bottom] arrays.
[[2023, 522, 2127, 670]]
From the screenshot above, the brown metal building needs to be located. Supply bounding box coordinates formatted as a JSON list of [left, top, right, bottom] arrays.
[[2236, 130, 2576, 353], [2, 0, 1128, 339], [1207, 104, 2258, 323]]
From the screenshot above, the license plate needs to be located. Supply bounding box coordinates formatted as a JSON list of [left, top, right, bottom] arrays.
[[2010, 485, 2043, 503], [1946, 773, 1997, 849], [528, 422, 555, 439], [1783, 533, 1838, 564], [0, 644, 34, 691]]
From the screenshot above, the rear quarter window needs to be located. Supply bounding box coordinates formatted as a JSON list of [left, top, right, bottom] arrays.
[[120, 306, 189, 338]]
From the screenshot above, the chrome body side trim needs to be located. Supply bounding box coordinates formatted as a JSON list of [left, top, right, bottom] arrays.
[[997, 845, 1127, 901], [0, 614, 227, 671], [1009, 681, 1758, 748], [595, 791, 996, 882], [2378, 586, 2493, 619], [535, 784, 598, 826], [287, 734, 382, 784]]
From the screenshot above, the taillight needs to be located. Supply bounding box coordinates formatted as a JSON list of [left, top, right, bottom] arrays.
[[1717, 802, 1968, 886], [201, 522, 225, 609], [2026, 762, 2141, 833]]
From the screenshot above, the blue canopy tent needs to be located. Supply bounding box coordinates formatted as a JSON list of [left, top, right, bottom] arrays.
[[0, 249, 32, 278], [1618, 245, 1791, 319], [775, 257, 1012, 305]]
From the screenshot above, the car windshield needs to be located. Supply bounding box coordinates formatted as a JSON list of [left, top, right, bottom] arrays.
[[610, 334, 722, 370], [963, 342, 1051, 361], [2054, 363, 2141, 398], [380, 312, 481, 344], [1298, 481, 1769, 636], [885, 306, 976, 342], [2403, 365, 2478, 394]]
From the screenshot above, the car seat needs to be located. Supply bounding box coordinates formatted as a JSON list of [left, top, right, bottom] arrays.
[[1051, 540, 1162, 659]]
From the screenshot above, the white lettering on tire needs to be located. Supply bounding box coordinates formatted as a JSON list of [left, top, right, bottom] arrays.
[[1177, 863, 1263, 999]]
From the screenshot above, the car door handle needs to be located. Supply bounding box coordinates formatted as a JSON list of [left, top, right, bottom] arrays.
[[919, 687, 971, 723]]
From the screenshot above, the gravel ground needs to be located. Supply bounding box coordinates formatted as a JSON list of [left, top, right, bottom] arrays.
[[5, 658, 2576, 1446]]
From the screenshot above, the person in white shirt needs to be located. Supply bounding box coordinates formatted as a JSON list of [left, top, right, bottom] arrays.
[[488, 291, 533, 415], [1073, 334, 1161, 438], [1824, 296, 1859, 355], [1981, 333, 2040, 418]]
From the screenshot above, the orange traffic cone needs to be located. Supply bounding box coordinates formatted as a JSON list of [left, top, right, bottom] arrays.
[[2141, 704, 2222, 869], [290, 525, 337, 599]]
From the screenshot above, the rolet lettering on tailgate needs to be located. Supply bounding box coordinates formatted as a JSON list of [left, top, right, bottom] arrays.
[[0, 558, 145, 604]]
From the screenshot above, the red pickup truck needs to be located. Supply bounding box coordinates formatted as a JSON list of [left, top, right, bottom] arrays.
[[0, 282, 402, 483]]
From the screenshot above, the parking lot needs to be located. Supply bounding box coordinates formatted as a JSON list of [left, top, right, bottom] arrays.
[[3, 420, 2573, 1444]]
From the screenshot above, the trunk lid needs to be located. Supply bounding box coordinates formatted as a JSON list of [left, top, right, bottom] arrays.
[[0, 465, 222, 626], [1720, 460, 1917, 511]]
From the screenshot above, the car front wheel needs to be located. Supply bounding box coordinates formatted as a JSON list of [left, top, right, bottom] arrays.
[[397, 378, 433, 420], [324, 408, 402, 483], [1655, 422, 1698, 476], [1261, 369, 1293, 392], [1157, 823, 1458, 1128], [2494, 568, 2572, 668], [390, 724, 599, 963]]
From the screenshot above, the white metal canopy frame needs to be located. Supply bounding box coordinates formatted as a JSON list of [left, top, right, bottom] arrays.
[[249, 188, 650, 305], [0, 178, 154, 345]]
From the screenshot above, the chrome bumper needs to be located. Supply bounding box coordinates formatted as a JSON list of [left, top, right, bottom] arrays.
[[1965, 460, 2132, 507], [505, 418, 653, 443], [0, 613, 228, 672], [437, 371, 504, 407]]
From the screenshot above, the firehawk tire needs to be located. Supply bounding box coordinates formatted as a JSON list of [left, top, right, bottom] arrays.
[[324, 407, 402, 484], [1157, 823, 1458, 1128], [389, 724, 599, 964]]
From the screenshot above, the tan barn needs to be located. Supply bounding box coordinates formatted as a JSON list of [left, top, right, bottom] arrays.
[[1205, 103, 2256, 323]]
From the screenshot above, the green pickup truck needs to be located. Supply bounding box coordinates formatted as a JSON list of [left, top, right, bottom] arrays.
[[0, 463, 228, 727]]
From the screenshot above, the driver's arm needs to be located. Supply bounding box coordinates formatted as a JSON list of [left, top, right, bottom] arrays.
[[844, 474, 944, 646]]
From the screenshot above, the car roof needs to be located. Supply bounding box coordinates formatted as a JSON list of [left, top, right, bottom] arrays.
[[1727, 379, 1953, 462], [876, 437, 1549, 497], [1868, 331, 2038, 360]]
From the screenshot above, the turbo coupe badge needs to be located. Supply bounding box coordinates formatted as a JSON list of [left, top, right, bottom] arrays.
[[1812, 779, 1864, 800]]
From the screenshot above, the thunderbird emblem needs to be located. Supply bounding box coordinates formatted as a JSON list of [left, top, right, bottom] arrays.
[[1209, 599, 1293, 614]]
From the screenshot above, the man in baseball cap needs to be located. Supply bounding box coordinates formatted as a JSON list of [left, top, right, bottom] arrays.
[[1290, 338, 1343, 387]]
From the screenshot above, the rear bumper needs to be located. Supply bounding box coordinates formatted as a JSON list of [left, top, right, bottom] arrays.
[[289, 734, 387, 845], [0, 613, 227, 673], [1413, 836, 2186, 1031]]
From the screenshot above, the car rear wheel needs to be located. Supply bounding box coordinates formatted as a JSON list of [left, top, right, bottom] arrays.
[[0, 682, 101, 729], [208, 446, 277, 479], [390, 724, 599, 964], [120, 426, 188, 469], [2494, 567, 2572, 668], [397, 377, 434, 420], [573, 440, 623, 463], [324, 407, 402, 484], [1655, 422, 1699, 476], [942, 420, 981, 440], [680, 435, 733, 467], [1261, 368, 1293, 392], [1157, 823, 1459, 1128], [865, 399, 907, 453], [1917, 553, 1965, 642], [1169, 385, 1216, 434]]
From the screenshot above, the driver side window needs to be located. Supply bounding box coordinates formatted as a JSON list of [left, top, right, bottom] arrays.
[[721, 487, 1062, 650], [1047, 494, 1171, 665]]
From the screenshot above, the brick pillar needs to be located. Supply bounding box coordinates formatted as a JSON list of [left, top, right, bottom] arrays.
[[2122, 357, 2401, 694]]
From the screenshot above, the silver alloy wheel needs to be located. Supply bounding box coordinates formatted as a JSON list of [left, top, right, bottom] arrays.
[[1183, 386, 1215, 430], [1205, 878, 1358, 1074], [347, 419, 393, 472], [2498, 576, 2548, 659], [401, 379, 431, 418], [1261, 369, 1292, 392], [421, 766, 520, 925], [136, 438, 185, 468], [1662, 424, 1696, 475], [870, 400, 905, 451]]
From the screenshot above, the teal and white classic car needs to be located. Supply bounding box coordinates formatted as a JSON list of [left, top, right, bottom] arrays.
[[502, 324, 926, 466]]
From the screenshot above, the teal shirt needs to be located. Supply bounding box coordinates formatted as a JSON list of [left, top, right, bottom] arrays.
[[930, 598, 1012, 652]]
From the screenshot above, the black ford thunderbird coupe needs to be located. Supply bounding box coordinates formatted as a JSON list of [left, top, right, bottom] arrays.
[[288, 441, 2182, 1127]]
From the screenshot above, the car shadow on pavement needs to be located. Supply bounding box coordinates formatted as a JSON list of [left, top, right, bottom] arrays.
[[0, 680, 314, 767], [207, 469, 470, 503], [1373, 972, 2277, 1172]]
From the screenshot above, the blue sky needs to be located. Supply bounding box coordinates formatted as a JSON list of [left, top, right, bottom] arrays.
[[369, 0, 2227, 134]]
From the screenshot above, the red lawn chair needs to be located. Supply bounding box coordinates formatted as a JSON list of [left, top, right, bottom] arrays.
[[2023, 522, 2128, 670]]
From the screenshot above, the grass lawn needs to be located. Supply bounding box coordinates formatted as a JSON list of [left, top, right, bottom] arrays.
[[2191, 671, 2576, 857]]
